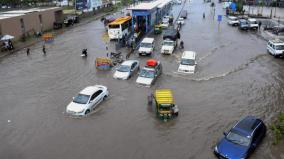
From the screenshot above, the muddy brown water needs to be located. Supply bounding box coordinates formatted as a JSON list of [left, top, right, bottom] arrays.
[[0, 1, 284, 159]]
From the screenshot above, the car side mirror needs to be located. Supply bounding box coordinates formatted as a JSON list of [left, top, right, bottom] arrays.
[[72, 97, 75, 100], [89, 100, 93, 104], [223, 132, 228, 136]]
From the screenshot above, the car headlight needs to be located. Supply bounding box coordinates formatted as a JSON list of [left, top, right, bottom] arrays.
[[77, 109, 84, 113], [214, 146, 218, 153]]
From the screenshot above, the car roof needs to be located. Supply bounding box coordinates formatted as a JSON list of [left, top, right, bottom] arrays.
[[269, 39, 284, 45], [142, 37, 154, 43], [239, 19, 247, 22], [182, 51, 196, 59], [80, 86, 100, 95], [121, 60, 138, 66], [233, 116, 262, 137], [228, 16, 237, 19], [248, 18, 257, 22]]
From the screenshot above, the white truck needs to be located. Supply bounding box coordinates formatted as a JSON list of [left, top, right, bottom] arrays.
[[161, 29, 178, 55]]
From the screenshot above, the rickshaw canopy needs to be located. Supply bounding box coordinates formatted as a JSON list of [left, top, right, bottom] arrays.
[[155, 89, 174, 106]]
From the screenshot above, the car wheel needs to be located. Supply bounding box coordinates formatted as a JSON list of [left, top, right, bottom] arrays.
[[85, 109, 90, 115], [103, 95, 107, 100]]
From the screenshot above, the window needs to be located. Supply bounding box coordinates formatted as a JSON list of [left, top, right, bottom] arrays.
[[131, 62, 137, 70], [91, 90, 103, 101]]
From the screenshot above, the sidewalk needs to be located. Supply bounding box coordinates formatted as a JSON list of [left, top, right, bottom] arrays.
[[0, 10, 116, 58]]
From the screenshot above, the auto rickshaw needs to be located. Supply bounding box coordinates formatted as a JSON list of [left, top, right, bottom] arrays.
[[148, 89, 179, 121], [154, 24, 162, 34]]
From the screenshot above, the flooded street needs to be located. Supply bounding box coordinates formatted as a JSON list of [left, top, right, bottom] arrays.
[[1, 0, 284, 159]]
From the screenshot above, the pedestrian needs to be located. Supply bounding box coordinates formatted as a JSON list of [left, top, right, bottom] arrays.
[[258, 21, 262, 31], [177, 31, 181, 39], [26, 48, 30, 56], [203, 12, 205, 19], [42, 45, 46, 54]]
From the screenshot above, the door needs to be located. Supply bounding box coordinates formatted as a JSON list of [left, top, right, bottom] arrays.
[[91, 90, 103, 109]]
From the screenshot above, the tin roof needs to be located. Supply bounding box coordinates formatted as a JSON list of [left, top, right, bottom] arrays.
[[155, 89, 174, 105], [128, 0, 167, 10]]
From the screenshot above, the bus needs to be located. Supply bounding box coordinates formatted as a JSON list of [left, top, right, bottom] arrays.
[[108, 16, 132, 40]]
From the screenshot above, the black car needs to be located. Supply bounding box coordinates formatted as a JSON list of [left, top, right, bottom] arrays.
[[64, 15, 79, 27], [214, 116, 266, 159]]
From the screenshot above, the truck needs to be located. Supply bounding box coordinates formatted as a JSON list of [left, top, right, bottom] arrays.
[[161, 29, 178, 55]]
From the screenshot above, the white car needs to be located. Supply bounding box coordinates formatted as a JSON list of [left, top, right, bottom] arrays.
[[247, 18, 259, 30], [267, 39, 284, 57], [161, 39, 176, 54], [177, 17, 185, 25], [138, 37, 155, 56], [66, 85, 109, 116], [160, 21, 169, 28], [227, 16, 239, 26], [113, 60, 140, 80], [136, 60, 162, 87], [178, 51, 197, 74]]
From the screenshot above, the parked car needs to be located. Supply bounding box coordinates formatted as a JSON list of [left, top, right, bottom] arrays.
[[138, 37, 155, 56], [180, 10, 188, 19], [178, 51, 197, 74], [113, 60, 140, 80], [214, 116, 266, 159], [247, 18, 259, 30], [66, 85, 109, 116], [272, 26, 284, 35], [136, 59, 162, 87], [64, 15, 79, 27], [227, 16, 239, 26], [177, 17, 185, 25], [267, 39, 284, 57], [239, 19, 249, 30]]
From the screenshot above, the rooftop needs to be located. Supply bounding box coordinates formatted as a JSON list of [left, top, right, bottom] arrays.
[[0, 7, 61, 20], [128, 0, 169, 10]]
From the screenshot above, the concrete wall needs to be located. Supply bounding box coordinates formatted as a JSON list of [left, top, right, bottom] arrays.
[[0, 8, 63, 41]]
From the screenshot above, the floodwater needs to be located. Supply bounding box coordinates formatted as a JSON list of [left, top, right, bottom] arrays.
[[0, 0, 284, 159]]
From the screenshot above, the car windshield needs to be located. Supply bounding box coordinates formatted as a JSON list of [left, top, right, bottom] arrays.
[[276, 45, 284, 50], [139, 69, 155, 78], [140, 42, 152, 48], [163, 41, 174, 46], [226, 131, 251, 147], [181, 58, 195, 65], [73, 94, 90, 104], [117, 65, 130, 72]]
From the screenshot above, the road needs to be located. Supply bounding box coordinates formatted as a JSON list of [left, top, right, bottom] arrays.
[[0, 0, 284, 159]]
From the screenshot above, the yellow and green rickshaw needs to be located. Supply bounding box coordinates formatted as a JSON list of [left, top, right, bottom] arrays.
[[154, 24, 162, 34], [148, 89, 179, 121]]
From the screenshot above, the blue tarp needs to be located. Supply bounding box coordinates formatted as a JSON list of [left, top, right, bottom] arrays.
[[230, 2, 236, 12]]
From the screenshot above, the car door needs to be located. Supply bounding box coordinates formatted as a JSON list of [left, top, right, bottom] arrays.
[[92, 90, 104, 109], [89, 93, 97, 109], [131, 62, 138, 75]]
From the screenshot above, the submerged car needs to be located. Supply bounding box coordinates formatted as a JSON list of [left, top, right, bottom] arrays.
[[267, 39, 284, 57], [113, 60, 140, 80], [66, 85, 109, 116], [136, 59, 162, 87], [138, 37, 155, 56], [178, 51, 196, 74], [214, 116, 266, 159]]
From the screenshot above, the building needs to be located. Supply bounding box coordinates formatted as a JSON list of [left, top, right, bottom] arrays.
[[0, 7, 63, 41], [75, 0, 104, 11]]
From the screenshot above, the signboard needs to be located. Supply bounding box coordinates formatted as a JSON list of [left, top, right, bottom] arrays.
[[75, 0, 88, 10], [217, 15, 222, 22]]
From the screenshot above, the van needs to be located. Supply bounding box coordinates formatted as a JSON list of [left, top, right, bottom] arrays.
[[180, 10, 187, 19], [267, 39, 284, 57], [138, 37, 155, 56], [178, 51, 196, 74]]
